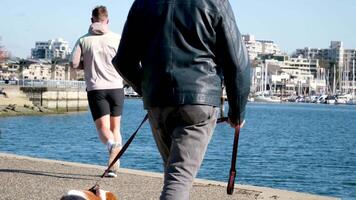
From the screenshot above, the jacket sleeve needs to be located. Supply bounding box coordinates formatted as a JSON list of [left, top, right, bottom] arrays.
[[70, 39, 83, 69], [216, 0, 251, 125], [112, 1, 143, 95]]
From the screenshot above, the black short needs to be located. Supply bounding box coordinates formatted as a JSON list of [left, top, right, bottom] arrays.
[[87, 88, 124, 121]]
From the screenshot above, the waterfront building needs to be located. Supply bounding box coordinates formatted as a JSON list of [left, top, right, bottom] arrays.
[[342, 50, 356, 96], [21, 60, 52, 80], [282, 57, 326, 95], [31, 38, 71, 60], [251, 55, 327, 96], [242, 35, 262, 60], [295, 48, 328, 60], [294, 41, 356, 95], [259, 40, 281, 55], [51, 64, 68, 80], [295, 41, 344, 66], [330, 41, 344, 67], [0, 60, 20, 81], [19, 59, 69, 81], [242, 34, 282, 60], [344, 49, 356, 65]]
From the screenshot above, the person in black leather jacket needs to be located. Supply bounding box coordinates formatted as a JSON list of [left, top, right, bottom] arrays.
[[113, 0, 250, 199]]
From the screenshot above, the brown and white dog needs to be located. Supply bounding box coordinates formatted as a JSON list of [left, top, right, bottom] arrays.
[[60, 188, 118, 200]]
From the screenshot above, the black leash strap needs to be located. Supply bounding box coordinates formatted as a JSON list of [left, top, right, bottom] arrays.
[[101, 114, 149, 178], [102, 115, 227, 179], [90, 114, 149, 191], [90, 114, 239, 195]]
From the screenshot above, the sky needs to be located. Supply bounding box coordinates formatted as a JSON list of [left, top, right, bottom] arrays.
[[1, 0, 356, 58]]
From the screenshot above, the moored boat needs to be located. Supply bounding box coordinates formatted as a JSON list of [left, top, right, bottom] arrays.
[[254, 95, 281, 103]]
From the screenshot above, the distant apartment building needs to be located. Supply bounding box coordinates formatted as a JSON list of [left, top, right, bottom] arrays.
[[242, 34, 282, 60], [294, 41, 345, 68], [242, 35, 262, 60], [283, 57, 326, 93], [295, 41, 356, 94], [22, 62, 51, 80], [0, 60, 20, 81], [329, 41, 344, 67], [51, 64, 68, 80], [31, 38, 71, 60], [344, 49, 356, 68], [252, 55, 327, 95], [20, 60, 69, 81], [283, 57, 319, 80]]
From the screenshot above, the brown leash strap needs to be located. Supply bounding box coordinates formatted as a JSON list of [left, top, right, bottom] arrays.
[[227, 126, 241, 195], [216, 117, 241, 195]]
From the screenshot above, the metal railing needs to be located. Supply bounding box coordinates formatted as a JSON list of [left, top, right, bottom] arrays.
[[0, 79, 86, 90]]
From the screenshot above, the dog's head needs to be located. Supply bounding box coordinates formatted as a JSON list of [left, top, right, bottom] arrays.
[[60, 189, 117, 200]]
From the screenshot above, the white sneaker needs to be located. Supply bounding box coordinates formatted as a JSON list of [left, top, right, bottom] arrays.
[[105, 170, 117, 178], [107, 145, 121, 177]]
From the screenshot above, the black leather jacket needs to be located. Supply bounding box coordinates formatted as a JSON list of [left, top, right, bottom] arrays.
[[113, 0, 251, 123]]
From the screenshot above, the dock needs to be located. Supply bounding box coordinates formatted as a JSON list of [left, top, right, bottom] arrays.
[[0, 153, 339, 200]]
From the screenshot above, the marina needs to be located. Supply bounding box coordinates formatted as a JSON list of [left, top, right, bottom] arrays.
[[0, 99, 355, 199], [249, 57, 356, 105], [1, 1, 356, 199]]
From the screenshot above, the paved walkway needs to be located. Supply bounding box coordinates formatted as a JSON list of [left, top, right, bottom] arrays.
[[0, 153, 339, 200]]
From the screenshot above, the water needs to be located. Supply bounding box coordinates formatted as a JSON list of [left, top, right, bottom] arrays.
[[0, 99, 355, 200]]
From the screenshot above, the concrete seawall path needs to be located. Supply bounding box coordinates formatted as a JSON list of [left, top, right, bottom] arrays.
[[0, 153, 339, 200]]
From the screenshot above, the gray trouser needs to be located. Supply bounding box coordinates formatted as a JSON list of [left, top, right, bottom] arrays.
[[148, 105, 218, 200]]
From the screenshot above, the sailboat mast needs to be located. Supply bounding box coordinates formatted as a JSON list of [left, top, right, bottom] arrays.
[[265, 61, 268, 93], [353, 59, 355, 98], [260, 63, 264, 94], [345, 59, 350, 94], [343, 61, 346, 94], [339, 62, 342, 93], [333, 64, 336, 95]]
